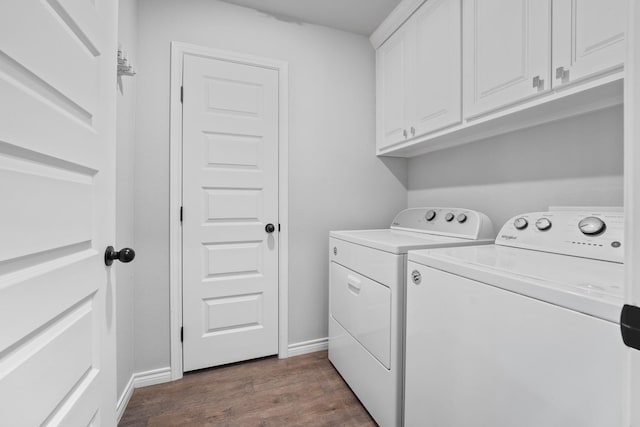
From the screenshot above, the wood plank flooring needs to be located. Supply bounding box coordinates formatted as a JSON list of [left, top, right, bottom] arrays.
[[119, 351, 377, 426]]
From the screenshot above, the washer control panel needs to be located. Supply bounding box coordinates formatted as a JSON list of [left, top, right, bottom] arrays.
[[391, 208, 495, 240], [497, 210, 624, 263]]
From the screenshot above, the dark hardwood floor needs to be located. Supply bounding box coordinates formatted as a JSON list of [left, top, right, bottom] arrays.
[[119, 351, 377, 426]]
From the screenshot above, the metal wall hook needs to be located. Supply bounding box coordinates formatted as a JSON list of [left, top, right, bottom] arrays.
[[117, 49, 136, 77]]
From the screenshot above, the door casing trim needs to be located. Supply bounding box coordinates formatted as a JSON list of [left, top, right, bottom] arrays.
[[169, 41, 289, 380]]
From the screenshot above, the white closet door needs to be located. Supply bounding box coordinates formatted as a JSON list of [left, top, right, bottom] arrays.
[[182, 54, 280, 372], [0, 0, 117, 425], [552, 0, 626, 88], [409, 0, 462, 137], [463, 0, 551, 118]]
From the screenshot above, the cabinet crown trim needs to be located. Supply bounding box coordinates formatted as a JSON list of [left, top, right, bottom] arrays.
[[370, 0, 426, 48]]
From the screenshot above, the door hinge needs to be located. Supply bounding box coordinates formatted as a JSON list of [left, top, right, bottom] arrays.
[[180, 327, 184, 343], [278, 223, 281, 232], [621, 304, 640, 351], [180, 86, 183, 103], [180, 206, 183, 223]]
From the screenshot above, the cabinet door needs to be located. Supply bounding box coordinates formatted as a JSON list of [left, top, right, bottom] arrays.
[[552, 0, 625, 88], [376, 25, 411, 150], [408, 0, 462, 137], [463, 0, 551, 118]]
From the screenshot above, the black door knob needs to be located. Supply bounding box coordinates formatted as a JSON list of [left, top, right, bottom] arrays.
[[265, 223, 276, 234], [105, 246, 136, 266]]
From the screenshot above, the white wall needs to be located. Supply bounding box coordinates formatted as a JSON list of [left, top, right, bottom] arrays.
[[408, 106, 624, 229], [134, 0, 407, 371], [116, 0, 137, 400]]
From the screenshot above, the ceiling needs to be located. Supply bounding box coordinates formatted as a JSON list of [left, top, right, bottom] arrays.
[[220, 0, 402, 36]]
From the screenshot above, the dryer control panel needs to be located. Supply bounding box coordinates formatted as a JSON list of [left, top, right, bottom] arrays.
[[496, 209, 624, 263], [390, 208, 494, 240]]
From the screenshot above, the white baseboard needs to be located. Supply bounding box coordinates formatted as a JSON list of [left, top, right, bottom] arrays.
[[133, 366, 172, 388], [287, 337, 328, 357], [116, 374, 135, 423], [116, 366, 172, 421]]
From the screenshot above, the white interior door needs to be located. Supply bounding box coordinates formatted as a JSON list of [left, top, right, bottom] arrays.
[[625, 1, 640, 424], [463, 0, 551, 118], [182, 54, 280, 372], [0, 1, 117, 426]]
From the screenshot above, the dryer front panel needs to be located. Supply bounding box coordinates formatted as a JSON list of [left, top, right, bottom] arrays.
[[330, 262, 391, 369]]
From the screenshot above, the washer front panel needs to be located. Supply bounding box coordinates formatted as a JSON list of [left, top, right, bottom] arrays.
[[404, 263, 626, 427]]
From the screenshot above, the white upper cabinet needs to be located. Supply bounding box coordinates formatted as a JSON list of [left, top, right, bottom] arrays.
[[377, 25, 411, 149], [552, 0, 626, 88], [371, 0, 626, 157], [463, 0, 551, 118], [409, 0, 462, 138], [376, 0, 461, 152]]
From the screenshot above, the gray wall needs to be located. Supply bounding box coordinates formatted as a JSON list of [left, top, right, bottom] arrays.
[[116, 0, 137, 401], [408, 106, 624, 229], [134, 0, 407, 371]]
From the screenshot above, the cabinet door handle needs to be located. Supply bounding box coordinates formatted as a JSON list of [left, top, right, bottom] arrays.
[[532, 76, 544, 90], [556, 66, 569, 81], [410, 126, 415, 136], [403, 129, 408, 138]]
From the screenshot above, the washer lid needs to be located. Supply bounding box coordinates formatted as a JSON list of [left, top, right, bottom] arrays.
[[330, 229, 493, 254], [408, 245, 624, 323]]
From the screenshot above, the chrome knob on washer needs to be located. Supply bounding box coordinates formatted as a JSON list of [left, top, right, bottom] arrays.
[[578, 216, 606, 236], [535, 218, 552, 231], [514, 217, 528, 230], [457, 213, 467, 223], [445, 212, 455, 222], [425, 210, 437, 221]]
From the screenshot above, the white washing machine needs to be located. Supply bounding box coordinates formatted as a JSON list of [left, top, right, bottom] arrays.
[[405, 208, 628, 427], [328, 208, 495, 427]]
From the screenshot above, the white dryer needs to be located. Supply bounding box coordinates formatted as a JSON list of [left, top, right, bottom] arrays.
[[405, 208, 628, 427], [328, 208, 495, 427]]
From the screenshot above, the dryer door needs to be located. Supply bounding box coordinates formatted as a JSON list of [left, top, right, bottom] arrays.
[[330, 262, 391, 368]]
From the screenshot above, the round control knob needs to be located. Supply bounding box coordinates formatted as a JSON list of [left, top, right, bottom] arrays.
[[535, 218, 552, 231], [445, 212, 455, 222], [578, 216, 606, 236], [457, 213, 467, 223], [513, 217, 528, 230], [425, 210, 436, 221]]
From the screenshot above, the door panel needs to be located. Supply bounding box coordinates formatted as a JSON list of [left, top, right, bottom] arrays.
[[463, 0, 551, 117], [182, 55, 279, 372], [330, 263, 391, 369], [376, 25, 410, 150], [0, 0, 116, 425], [552, 0, 625, 88], [410, 0, 462, 136]]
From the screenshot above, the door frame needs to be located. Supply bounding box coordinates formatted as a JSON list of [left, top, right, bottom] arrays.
[[168, 42, 289, 380], [624, 0, 640, 423]]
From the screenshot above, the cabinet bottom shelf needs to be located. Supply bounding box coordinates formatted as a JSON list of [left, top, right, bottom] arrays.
[[378, 73, 623, 158]]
